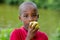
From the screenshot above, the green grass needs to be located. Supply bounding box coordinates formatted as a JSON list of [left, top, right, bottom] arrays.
[[0, 4, 60, 40]]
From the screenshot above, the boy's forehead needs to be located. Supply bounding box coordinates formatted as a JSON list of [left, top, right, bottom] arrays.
[[19, 2, 37, 11], [21, 5, 37, 12], [19, 2, 38, 15]]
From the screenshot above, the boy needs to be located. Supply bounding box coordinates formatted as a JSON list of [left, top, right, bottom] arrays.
[[10, 2, 48, 40]]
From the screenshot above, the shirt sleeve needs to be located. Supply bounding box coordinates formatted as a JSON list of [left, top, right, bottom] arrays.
[[10, 29, 25, 40], [37, 33, 48, 40]]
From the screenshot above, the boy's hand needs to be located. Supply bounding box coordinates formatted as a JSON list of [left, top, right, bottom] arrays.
[[26, 21, 39, 40]]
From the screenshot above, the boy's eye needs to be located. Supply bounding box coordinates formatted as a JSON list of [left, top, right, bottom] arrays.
[[24, 15, 28, 17], [32, 14, 37, 17]]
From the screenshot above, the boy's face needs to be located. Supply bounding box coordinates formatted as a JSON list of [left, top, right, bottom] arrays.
[[19, 5, 39, 29]]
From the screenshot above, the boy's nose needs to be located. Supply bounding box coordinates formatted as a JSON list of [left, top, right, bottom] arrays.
[[29, 17, 33, 22]]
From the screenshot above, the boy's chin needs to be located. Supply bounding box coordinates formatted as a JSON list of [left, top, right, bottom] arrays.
[[24, 24, 29, 28]]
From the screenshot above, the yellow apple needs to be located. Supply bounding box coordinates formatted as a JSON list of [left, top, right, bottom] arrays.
[[29, 21, 39, 29]]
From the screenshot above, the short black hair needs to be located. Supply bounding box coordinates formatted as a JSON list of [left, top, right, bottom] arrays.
[[19, 1, 38, 16]]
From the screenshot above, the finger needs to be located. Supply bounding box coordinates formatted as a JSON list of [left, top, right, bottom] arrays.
[[29, 26, 39, 33], [32, 27, 39, 33], [28, 22, 34, 32], [32, 23, 37, 30], [29, 23, 33, 28]]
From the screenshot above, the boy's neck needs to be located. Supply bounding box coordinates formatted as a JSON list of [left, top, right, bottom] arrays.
[[24, 25, 28, 31]]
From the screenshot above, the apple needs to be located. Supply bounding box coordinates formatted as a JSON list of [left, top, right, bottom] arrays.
[[29, 21, 39, 29]]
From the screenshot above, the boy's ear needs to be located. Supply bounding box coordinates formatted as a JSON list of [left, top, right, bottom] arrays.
[[19, 16, 21, 20], [19, 16, 22, 21], [37, 14, 39, 18]]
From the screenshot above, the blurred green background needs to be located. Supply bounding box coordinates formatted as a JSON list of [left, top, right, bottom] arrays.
[[0, 0, 60, 40]]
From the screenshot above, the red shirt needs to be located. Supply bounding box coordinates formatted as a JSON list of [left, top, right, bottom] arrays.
[[10, 26, 48, 40]]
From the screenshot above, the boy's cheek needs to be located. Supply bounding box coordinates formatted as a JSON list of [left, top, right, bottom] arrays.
[[24, 21, 29, 24]]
